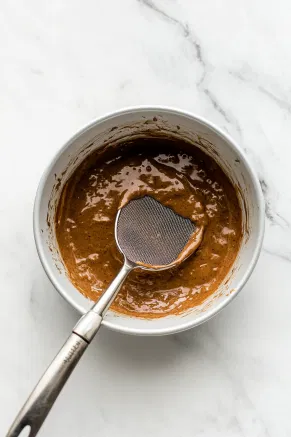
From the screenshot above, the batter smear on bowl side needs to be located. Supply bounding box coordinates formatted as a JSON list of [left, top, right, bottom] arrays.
[[56, 137, 242, 318]]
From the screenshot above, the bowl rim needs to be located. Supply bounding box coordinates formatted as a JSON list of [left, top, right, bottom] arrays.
[[33, 106, 265, 336]]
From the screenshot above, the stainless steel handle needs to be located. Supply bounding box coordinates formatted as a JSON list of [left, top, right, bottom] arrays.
[[6, 311, 102, 437], [92, 261, 133, 315], [6, 262, 132, 437], [6, 333, 88, 437]]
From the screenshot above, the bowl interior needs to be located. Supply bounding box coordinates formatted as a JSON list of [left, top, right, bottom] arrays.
[[34, 108, 264, 335]]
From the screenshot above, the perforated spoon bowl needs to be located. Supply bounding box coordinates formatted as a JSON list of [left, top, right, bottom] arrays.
[[7, 196, 201, 437]]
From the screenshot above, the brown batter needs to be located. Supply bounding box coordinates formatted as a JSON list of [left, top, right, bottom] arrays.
[[56, 138, 242, 318]]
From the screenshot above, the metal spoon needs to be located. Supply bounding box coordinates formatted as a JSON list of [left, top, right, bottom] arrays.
[[7, 196, 202, 437]]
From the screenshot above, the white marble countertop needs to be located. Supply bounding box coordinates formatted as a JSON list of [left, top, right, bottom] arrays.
[[1, 1, 291, 436]]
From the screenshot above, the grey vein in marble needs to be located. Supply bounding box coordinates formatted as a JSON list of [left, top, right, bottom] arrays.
[[138, 0, 242, 135], [230, 69, 291, 116], [259, 178, 290, 228]]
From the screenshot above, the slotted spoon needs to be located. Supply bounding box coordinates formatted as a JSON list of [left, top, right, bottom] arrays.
[[7, 196, 198, 437]]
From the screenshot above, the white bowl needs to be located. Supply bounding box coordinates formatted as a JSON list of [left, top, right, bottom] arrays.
[[34, 107, 264, 336]]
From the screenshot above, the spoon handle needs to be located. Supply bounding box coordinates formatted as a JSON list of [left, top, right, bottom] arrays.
[[6, 263, 132, 437], [6, 309, 103, 437], [6, 332, 90, 437]]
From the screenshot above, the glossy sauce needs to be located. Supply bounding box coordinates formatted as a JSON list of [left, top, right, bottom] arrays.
[[56, 138, 242, 318]]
